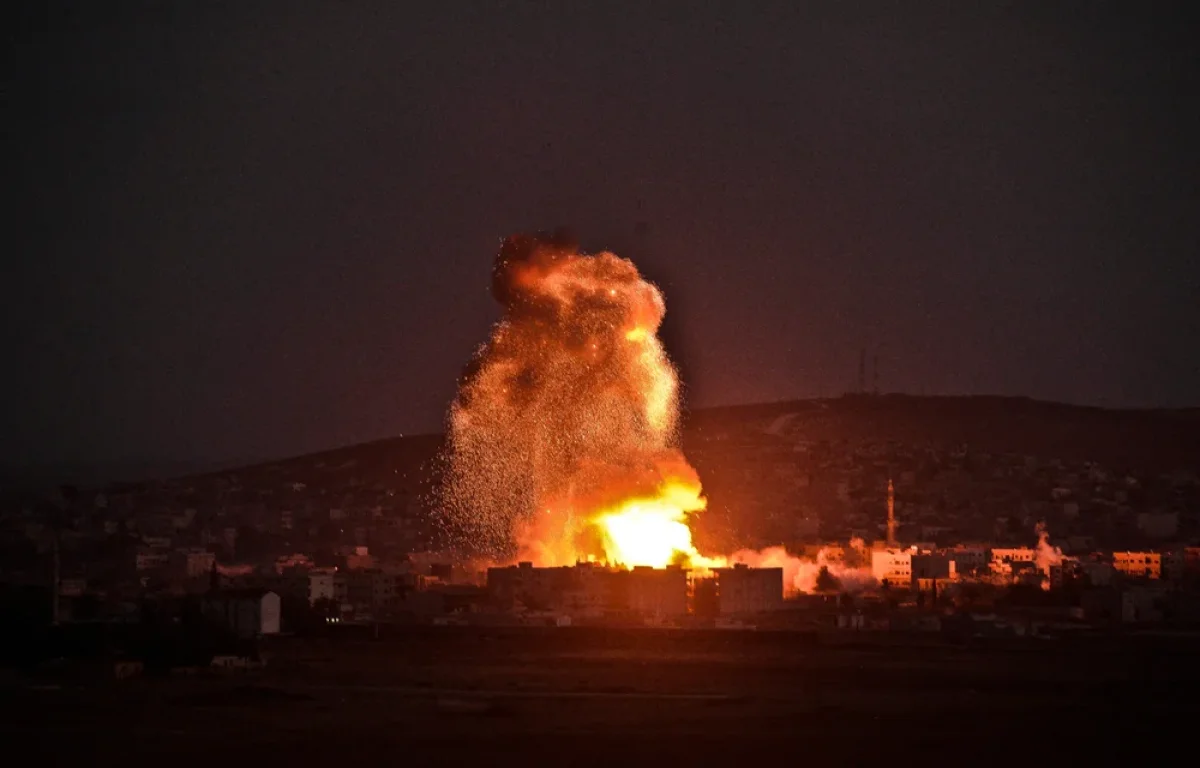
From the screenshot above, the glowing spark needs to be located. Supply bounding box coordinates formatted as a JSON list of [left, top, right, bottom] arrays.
[[438, 233, 700, 566]]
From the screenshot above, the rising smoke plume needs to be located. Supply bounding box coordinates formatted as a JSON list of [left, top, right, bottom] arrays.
[[725, 538, 875, 594], [438, 231, 701, 566], [1034, 522, 1064, 589]]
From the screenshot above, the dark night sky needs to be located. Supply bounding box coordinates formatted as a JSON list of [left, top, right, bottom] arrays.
[[6, 1, 1198, 470]]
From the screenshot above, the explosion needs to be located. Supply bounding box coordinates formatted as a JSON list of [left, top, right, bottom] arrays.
[[439, 231, 712, 568], [1034, 522, 1064, 590], [438, 232, 875, 594]]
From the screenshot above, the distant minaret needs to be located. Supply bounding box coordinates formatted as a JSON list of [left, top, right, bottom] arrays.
[[858, 348, 866, 393], [886, 478, 896, 547], [872, 354, 879, 395]]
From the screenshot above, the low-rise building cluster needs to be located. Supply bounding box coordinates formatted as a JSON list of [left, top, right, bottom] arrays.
[[1, 399, 1196, 634]]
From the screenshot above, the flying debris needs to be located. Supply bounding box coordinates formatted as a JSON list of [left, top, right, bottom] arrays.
[[438, 231, 702, 567]]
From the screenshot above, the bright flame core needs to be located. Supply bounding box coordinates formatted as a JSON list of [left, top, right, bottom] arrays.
[[594, 480, 707, 568]]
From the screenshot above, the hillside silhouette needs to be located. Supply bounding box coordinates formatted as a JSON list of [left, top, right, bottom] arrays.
[[172, 395, 1199, 496]]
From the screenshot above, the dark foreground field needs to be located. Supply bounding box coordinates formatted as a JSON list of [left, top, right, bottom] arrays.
[[3, 627, 1195, 765]]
